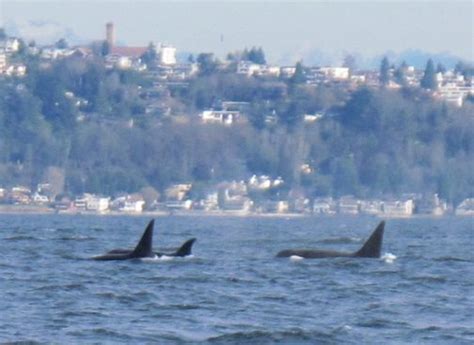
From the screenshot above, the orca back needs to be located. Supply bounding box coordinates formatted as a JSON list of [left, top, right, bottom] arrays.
[[353, 221, 385, 258]]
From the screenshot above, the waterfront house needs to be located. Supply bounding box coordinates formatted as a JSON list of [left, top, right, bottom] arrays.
[[382, 198, 414, 217], [338, 196, 360, 215], [313, 197, 337, 215], [455, 198, 474, 216], [359, 200, 384, 216]]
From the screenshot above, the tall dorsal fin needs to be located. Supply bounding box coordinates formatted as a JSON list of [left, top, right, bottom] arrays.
[[174, 238, 196, 257], [354, 221, 385, 258], [130, 219, 154, 258]]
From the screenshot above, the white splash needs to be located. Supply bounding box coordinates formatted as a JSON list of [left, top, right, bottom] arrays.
[[381, 252, 397, 264], [158, 255, 174, 261], [289, 255, 304, 261]]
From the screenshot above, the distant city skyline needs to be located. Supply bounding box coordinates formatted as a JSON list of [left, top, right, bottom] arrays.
[[1, 1, 472, 65]]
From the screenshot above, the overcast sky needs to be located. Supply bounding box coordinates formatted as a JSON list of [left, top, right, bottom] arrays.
[[1, 1, 472, 64]]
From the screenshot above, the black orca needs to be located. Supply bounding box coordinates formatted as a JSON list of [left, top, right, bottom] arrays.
[[106, 238, 196, 258], [92, 220, 196, 261], [92, 219, 156, 261], [276, 221, 385, 259]]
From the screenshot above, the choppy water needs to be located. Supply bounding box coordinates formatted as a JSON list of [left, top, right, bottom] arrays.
[[0, 215, 473, 344]]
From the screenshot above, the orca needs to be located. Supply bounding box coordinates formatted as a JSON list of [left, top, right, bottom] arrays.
[[92, 219, 196, 261], [276, 221, 385, 259]]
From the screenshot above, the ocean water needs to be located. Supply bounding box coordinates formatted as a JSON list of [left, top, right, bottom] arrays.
[[0, 214, 472, 344]]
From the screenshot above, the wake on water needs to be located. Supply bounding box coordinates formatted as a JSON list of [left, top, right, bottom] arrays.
[[381, 253, 397, 264], [288, 253, 398, 263]]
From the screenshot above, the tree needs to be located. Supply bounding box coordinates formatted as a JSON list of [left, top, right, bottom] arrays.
[[196, 53, 218, 76], [420, 58, 437, 90], [55, 38, 69, 49], [246, 47, 266, 65], [394, 61, 408, 86], [0, 28, 6, 40], [101, 41, 110, 56], [342, 54, 357, 72], [379, 56, 390, 86], [290, 61, 306, 85], [140, 42, 157, 69]]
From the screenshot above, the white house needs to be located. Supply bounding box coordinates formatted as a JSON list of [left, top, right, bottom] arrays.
[[159, 44, 177, 65], [455, 198, 474, 216], [121, 200, 146, 213], [319, 67, 350, 80], [200, 110, 240, 125], [0, 50, 6, 72], [382, 199, 414, 217]]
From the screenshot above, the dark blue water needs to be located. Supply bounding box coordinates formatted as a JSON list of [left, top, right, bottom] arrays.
[[0, 215, 473, 344]]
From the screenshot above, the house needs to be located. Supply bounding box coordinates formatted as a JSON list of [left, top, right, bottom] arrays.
[[382, 199, 414, 217], [75, 194, 109, 212], [165, 184, 192, 201], [200, 110, 240, 125], [291, 197, 311, 213], [280, 66, 296, 78], [338, 196, 360, 215], [303, 113, 323, 123], [165, 199, 193, 210], [10, 186, 32, 205], [319, 67, 350, 80], [237, 61, 264, 76], [40, 47, 75, 60], [158, 44, 177, 65], [262, 200, 289, 214], [5, 64, 27, 77], [455, 198, 474, 216], [313, 197, 336, 215], [111, 194, 146, 213], [220, 196, 253, 212], [415, 194, 447, 216], [0, 50, 6, 72], [0, 37, 20, 54], [194, 192, 219, 211], [359, 200, 383, 215], [32, 193, 49, 204]]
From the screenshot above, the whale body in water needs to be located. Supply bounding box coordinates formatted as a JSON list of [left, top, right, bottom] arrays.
[[276, 221, 385, 259], [92, 220, 196, 261]]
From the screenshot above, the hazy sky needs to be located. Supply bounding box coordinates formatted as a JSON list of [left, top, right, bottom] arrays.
[[1, 1, 472, 64]]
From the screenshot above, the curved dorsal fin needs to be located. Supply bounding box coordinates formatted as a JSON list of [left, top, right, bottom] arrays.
[[354, 221, 385, 258], [130, 219, 154, 258], [174, 238, 196, 257]]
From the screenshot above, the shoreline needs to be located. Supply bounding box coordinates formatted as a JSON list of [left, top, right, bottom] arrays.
[[0, 205, 471, 218]]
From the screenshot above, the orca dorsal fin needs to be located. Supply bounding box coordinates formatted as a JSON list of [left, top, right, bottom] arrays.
[[130, 219, 154, 258], [174, 238, 196, 257], [354, 221, 385, 258]]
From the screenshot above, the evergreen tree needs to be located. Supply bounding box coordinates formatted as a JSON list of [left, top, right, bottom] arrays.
[[342, 54, 357, 72], [394, 61, 408, 86], [420, 59, 437, 90], [290, 61, 306, 85], [379, 56, 390, 86]]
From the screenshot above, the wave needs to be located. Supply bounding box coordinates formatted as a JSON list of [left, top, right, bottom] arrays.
[[57, 235, 95, 241], [205, 328, 339, 344], [409, 275, 447, 283], [1, 340, 43, 345], [434, 256, 472, 263], [4, 235, 41, 241]]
